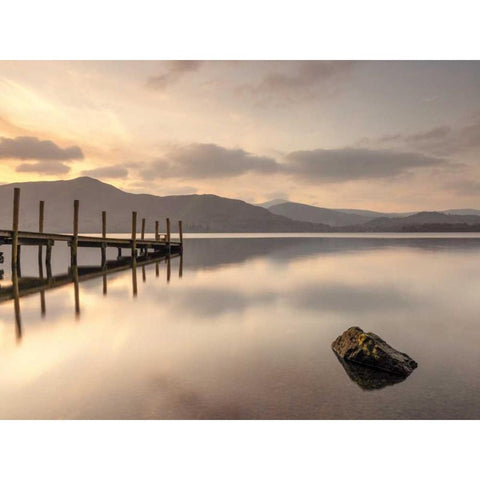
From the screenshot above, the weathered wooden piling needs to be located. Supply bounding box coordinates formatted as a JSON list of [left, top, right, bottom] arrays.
[[131, 211, 137, 258], [71, 200, 79, 266], [46, 241, 52, 272], [39, 200, 44, 233], [166, 217, 171, 252], [101, 211, 107, 266], [11, 188, 20, 270], [178, 220, 183, 245], [38, 200, 45, 264], [141, 218, 146, 255], [155, 221, 159, 241]]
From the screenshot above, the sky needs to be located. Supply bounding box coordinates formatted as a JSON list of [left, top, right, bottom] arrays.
[[0, 60, 479, 211]]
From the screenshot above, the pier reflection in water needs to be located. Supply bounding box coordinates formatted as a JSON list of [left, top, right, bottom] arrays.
[[0, 246, 182, 340]]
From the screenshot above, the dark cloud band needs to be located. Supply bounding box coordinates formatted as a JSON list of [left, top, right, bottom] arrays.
[[0, 136, 84, 161]]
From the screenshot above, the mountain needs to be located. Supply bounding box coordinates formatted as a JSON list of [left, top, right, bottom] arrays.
[[264, 200, 480, 227], [0, 177, 331, 233], [443, 209, 480, 216], [268, 201, 371, 227], [256, 198, 289, 208], [334, 208, 414, 218], [356, 211, 480, 232]]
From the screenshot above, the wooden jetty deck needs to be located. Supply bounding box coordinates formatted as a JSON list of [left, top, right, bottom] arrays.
[[0, 187, 183, 270]]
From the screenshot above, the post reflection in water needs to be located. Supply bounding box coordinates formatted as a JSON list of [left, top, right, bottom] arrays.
[[72, 266, 80, 319], [12, 267, 21, 342], [0, 247, 183, 339], [37, 247, 46, 318]]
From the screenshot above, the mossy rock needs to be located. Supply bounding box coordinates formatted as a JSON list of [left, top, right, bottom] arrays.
[[332, 326, 417, 377]]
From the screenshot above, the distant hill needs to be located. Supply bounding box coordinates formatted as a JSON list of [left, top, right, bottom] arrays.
[[334, 208, 414, 218], [444, 209, 480, 216], [353, 211, 480, 232], [256, 199, 289, 208], [0, 177, 331, 233], [263, 199, 480, 228], [269, 201, 371, 227]]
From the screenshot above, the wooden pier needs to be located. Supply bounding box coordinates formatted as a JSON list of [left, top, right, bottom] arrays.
[[0, 187, 185, 340], [0, 187, 183, 270]]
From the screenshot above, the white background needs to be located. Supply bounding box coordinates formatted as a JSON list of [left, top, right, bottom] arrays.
[[1, 1, 478, 478]]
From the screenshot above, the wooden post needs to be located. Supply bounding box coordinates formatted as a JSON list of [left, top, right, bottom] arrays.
[[17, 245, 22, 277], [39, 200, 45, 233], [101, 211, 107, 266], [179, 253, 183, 278], [155, 221, 159, 241], [141, 218, 146, 256], [142, 265, 146, 283], [131, 211, 137, 258], [166, 217, 171, 252], [178, 220, 183, 245], [38, 200, 44, 265], [167, 255, 171, 283], [11, 188, 20, 270], [102, 211, 106, 239], [46, 241, 52, 271], [71, 200, 79, 266]]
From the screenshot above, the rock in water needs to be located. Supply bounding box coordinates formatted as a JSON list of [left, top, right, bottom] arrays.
[[332, 326, 417, 376]]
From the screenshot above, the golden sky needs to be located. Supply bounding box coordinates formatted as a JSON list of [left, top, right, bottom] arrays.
[[1, 60, 480, 211]]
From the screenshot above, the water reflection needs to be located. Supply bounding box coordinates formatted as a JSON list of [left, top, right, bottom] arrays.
[[333, 353, 409, 390], [1, 236, 480, 419], [0, 249, 182, 340]]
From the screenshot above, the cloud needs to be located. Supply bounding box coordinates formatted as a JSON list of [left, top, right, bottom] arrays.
[[142, 143, 280, 179], [362, 112, 480, 157], [283, 148, 448, 183], [15, 161, 70, 175], [444, 179, 480, 196], [81, 165, 129, 179], [0, 136, 84, 160], [237, 61, 354, 106], [146, 61, 203, 90]]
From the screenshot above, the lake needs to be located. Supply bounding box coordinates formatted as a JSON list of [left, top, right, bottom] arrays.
[[1, 234, 480, 419]]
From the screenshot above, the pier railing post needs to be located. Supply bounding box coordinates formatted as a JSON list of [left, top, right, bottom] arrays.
[[166, 217, 171, 252], [39, 200, 44, 233], [178, 220, 183, 245], [101, 210, 107, 266], [141, 218, 146, 256], [71, 200, 79, 266], [38, 200, 44, 264], [131, 211, 137, 258], [11, 188, 20, 271], [155, 221, 159, 241]]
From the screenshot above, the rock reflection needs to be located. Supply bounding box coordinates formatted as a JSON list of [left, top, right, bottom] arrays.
[[334, 354, 409, 390]]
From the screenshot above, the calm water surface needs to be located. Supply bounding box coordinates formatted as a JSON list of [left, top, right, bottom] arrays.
[[1, 235, 480, 419]]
